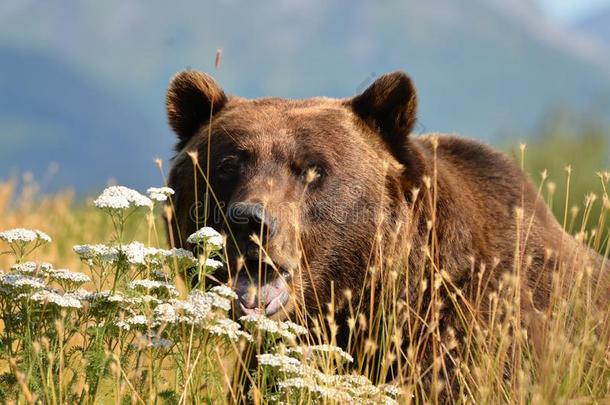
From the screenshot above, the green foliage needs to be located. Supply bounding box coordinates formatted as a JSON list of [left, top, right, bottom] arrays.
[[510, 109, 610, 247]]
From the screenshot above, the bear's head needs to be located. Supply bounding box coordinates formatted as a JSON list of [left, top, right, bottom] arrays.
[[165, 71, 425, 321]]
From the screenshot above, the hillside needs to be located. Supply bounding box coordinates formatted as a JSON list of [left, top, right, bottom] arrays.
[[0, 48, 170, 194], [0, 0, 609, 193]]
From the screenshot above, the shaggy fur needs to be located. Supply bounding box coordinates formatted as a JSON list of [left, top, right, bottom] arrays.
[[165, 70, 609, 399]]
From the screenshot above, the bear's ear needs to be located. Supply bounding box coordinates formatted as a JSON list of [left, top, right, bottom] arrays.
[[350, 71, 417, 146], [166, 70, 227, 146], [351, 72, 425, 191]]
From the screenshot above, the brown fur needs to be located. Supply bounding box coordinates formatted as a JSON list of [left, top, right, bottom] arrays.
[[164, 70, 610, 398]]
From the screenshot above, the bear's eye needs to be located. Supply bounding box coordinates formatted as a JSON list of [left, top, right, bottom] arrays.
[[217, 156, 241, 178], [299, 165, 324, 185]]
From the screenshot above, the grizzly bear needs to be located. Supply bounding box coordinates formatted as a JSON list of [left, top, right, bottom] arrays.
[[164, 70, 609, 400]]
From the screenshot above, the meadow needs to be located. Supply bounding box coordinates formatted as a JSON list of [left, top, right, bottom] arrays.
[[0, 128, 609, 404]]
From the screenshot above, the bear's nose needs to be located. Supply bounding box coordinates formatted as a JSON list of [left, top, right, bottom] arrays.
[[228, 202, 277, 247]]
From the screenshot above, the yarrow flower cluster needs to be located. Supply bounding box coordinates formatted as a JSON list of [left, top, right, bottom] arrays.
[[128, 279, 179, 298], [73, 244, 119, 266], [93, 186, 153, 210], [116, 315, 151, 331], [186, 227, 224, 250], [258, 351, 398, 404], [146, 186, 175, 202], [30, 290, 82, 309], [0, 228, 51, 244], [240, 313, 308, 340], [257, 353, 307, 374], [209, 285, 238, 299], [207, 318, 253, 342], [86, 291, 126, 303], [44, 268, 91, 286], [146, 289, 252, 342], [10, 261, 39, 274], [73, 242, 197, 270], [0, 274, 46, 292]]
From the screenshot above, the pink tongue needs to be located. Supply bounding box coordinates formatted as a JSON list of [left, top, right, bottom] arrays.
[[264, 290, 289, 315], [236, 276, 289, 315]]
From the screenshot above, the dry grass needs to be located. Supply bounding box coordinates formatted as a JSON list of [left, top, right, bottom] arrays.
[[0, 161, 609, 404]]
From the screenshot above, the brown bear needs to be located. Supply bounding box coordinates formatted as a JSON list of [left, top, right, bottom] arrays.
[[164, 70, 609, 401]]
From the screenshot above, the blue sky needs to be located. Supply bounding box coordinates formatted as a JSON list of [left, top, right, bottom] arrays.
[[537, 0, 610, 22]]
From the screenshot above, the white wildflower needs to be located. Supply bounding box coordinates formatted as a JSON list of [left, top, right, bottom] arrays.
[[107, 293, 126, 303], [309, 385, 352, 403], [126, 295, 161, 305], [65, 289, 91, 301], [190, 289, 231, 312], [158, 248, 197, 269], [119, 241, 147, 265], [316, 373, 375, 395], [30, 290, 82, 309], [86, 291, 126, 304], [154, 303, 178, 323], [168, 248, 196, 261], [207, 318, 253, 342], [283, 321, 308, 337], [210, 285, 238, 299], [74, 242, 194, 269], [128, 279, 167, 290], [73, 244, 119, 265], [170, 296, 212, 325], [203, 258, 224, 270], [37, 230, 52, 243], [118, 243, 195, 268], [94, 186, 153, 210], [257, 353, 306, 374], [168, 289, 232, 325], [45, 268, 91, 285], [146, 186, 175, 202], [0, 274, 46, 291], [279, 377, 351, 403], [276, 367, 396, 404], [0, 228, 51, 244], [278, 377, 313, 390], [186, 227, 223, 250], [128, 279, 179, 297], [10, 262, 38, 274], [240, 313, 304, 340], [40, 262, 53, 271], [125, 315, 151, 326], [115, 320, 130, 331]]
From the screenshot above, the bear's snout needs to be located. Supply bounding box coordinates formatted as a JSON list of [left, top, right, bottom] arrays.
[[225, 201, 298, 318], [228, 202, 277, 243]]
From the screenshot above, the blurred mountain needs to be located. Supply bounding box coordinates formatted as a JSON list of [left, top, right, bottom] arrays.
[[0, 48, 170, 195], [575, 6, 610, 48], [0, 0, 609, 193]]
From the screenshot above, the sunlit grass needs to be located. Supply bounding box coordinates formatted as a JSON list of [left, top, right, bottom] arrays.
[[0, 149, 609, 404]]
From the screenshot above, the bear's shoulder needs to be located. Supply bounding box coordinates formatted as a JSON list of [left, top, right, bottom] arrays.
[[415, 133, 521, 178]]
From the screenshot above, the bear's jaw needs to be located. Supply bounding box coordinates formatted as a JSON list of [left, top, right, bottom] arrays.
[[234, 267, 292, 317], [238, 290, 290, 317]]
